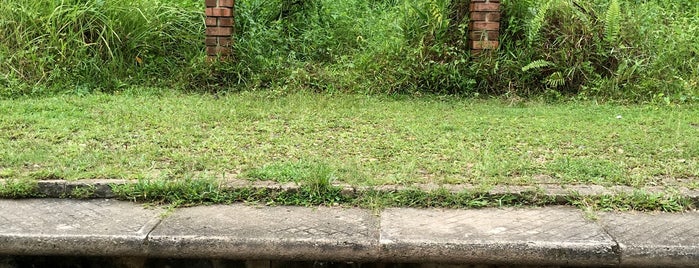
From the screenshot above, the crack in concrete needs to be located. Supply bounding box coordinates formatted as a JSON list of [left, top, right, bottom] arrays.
[[596, 217, 623, 266]]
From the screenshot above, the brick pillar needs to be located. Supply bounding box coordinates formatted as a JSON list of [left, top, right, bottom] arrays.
[[469, 0, 500, 53], [205, 0, 234, 61]]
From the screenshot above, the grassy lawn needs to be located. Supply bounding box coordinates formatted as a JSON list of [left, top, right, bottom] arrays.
[[1, 90, 697, 190]]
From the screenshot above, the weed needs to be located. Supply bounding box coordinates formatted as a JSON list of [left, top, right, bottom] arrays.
[[68, 185, 96, 199], [568, 190, 693, 212], [108, 176, 696, 212], [0, 179, 40, 198], [111, 176, 227, 206]]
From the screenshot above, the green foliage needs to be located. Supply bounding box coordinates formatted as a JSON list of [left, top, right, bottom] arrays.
[[111, 176, 228, 205], [521, 60, 554, 72], [111, 177, 696, 212], [68, 185, 96, 199], [3, 93, 697, 188], [546, 157, 626, 185], [246, 161, 335, 184], [1, 0, 698, 101], [570, 191, 692, 212], [497, 0, 698, 101], [604, 0, 621, 45], [526, 0, 552, 45], [0, 0, 203, 95], [0, 179, 40, 198]]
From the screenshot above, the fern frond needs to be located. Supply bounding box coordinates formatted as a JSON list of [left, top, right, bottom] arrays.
[[604, 0, 621, 45], [527, 0, 553, 45], [521, 59, 555, 72], [545, 71, 565, 88]]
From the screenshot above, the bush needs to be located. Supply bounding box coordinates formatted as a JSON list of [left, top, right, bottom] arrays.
[[0, 0, 203, 95], [494, 0, 698, 101], [1, 0, 697, 102]]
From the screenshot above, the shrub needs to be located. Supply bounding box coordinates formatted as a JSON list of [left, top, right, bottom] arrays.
[[1, 0, 697, 102]]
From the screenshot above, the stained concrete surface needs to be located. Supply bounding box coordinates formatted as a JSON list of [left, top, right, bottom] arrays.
[[1, 199, 698, 267]]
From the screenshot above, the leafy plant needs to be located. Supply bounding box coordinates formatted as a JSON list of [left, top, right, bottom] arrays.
[[604, 0, 621, 46]]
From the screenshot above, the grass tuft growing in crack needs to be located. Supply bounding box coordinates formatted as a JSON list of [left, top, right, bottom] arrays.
[[111, 177, 229, 206], [66, 185, 97, 199], [568, 190, 694, 212], [0, 179, 41, 198]]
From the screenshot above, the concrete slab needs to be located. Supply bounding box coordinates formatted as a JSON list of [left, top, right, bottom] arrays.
[[600, 211, 699, 267], [147, 204, 380, 261], [379, 207, 618, 266], [0, 199, 162, 256]]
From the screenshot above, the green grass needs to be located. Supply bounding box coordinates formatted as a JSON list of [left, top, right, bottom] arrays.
[[1, 91, 697, 190], [1, 0, 697, 101], [108, 176, 694, 212], [0, 179, 39, 198]]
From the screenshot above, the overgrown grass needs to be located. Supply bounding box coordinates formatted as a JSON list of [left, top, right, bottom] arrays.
[[108, 176, 695, 212], [1, 0, 697, 101], [0, 0, 203, 94], [0, 179, 40, 198], [1, 91, 696, 188], [1, 174, 693, 211]]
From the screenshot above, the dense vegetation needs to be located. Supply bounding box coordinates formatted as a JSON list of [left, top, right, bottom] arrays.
[[1, 0, 697, 102]]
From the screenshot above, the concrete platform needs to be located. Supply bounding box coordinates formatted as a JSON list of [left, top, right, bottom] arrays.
[[1, 199, 698, 267]]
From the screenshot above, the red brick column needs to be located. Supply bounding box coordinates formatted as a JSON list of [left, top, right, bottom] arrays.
[[205, 0, 234, 61], [469, 0, 500, 53]]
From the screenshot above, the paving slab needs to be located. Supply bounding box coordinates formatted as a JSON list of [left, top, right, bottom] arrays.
[[600, 211, 699, 267], [379, 207, 618, 266], [0, 199, 162, 256], [147, 204, 380, 261]]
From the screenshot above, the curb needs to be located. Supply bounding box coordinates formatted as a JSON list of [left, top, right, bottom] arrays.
[[1, 199, 698, 267]]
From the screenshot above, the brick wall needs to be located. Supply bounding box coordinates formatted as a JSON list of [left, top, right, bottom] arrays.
[[469, 0, 500, 53], [205, 0, 234, 60]]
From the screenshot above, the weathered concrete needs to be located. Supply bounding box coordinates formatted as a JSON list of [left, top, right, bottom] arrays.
[[379, 207, 618, 266], [35, 179, 128, 198], [600, 211, 699, 267], [0, 199, 163, 256], [2, 198, 699, 267], [147, 204, 380, 261]]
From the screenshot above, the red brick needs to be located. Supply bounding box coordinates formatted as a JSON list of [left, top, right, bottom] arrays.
[[206, 46, 231, 56], [205, 17, 218, 26], [206, 27, 233, 36], [219, 0, 234, 7], [469, 30, 499, 41], [205, 0, 217, 7], [470, 3, 500, 12], [218, 37, 233, 46], [470, 21, 500, 31], [205, 7, 232, 17], [205, 37, 218, 46], [470, 11, 500, 22], [470, 41, 499, 50], [218, 17, 234, 27]]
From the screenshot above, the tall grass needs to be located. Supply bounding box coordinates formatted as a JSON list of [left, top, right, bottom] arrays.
[[1, 0, 697, 102], [0, 0, 203, 95]]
